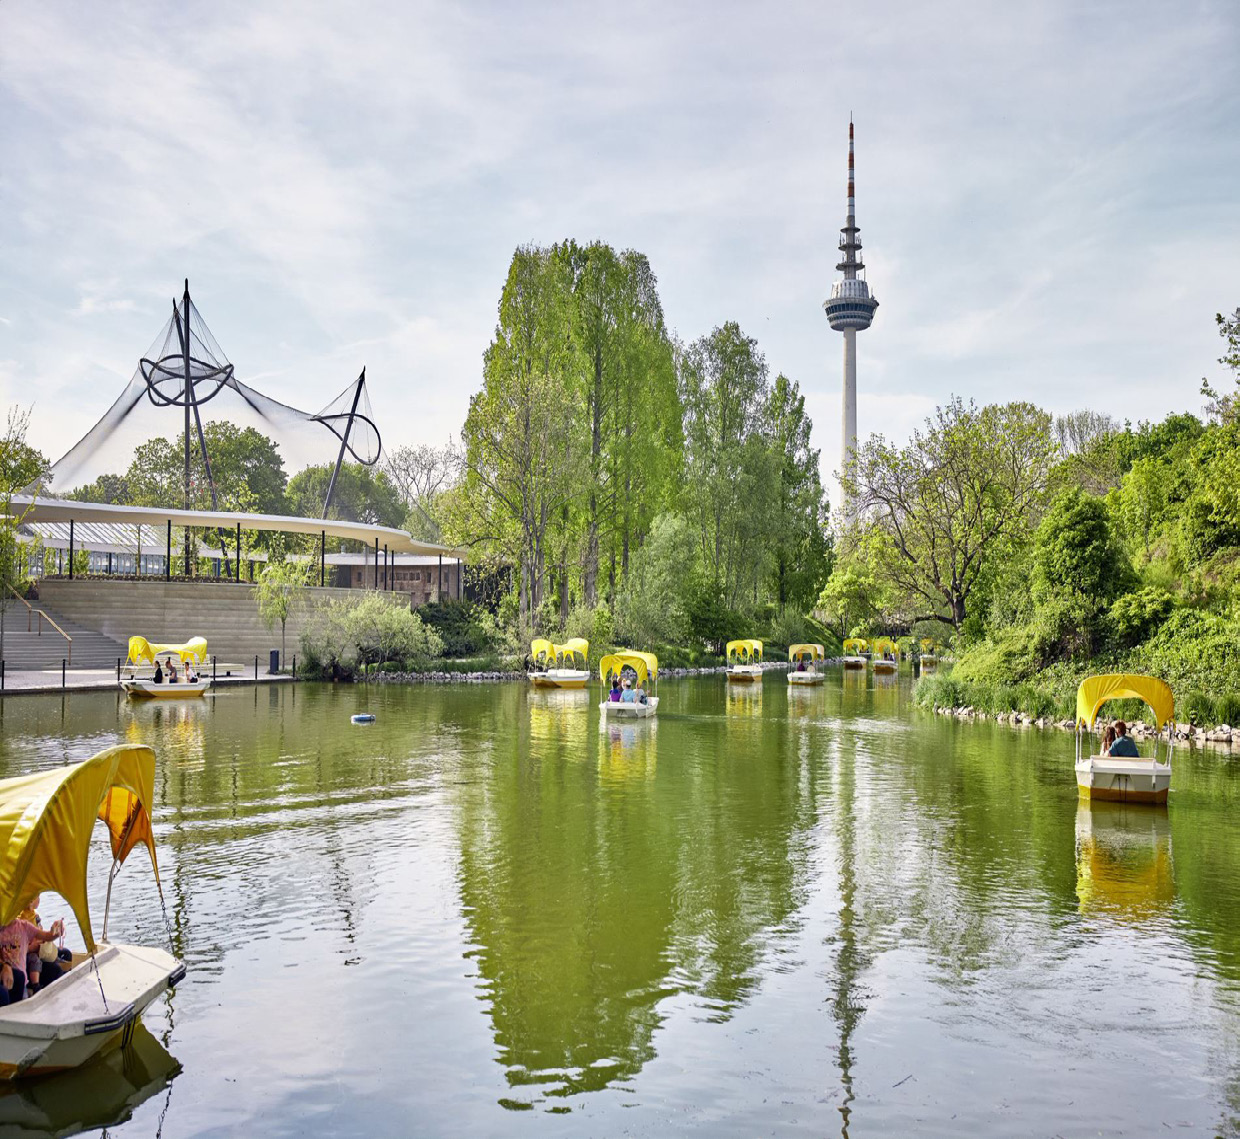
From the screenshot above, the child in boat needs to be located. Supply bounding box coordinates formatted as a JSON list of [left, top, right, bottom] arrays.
[[620, 679, 637, 703], [1108, 720, 1140, 757], [21, 895, 70, 992], [0, 909, 64, 1005]]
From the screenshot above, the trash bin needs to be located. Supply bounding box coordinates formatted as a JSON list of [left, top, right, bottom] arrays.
[[269, 649, 280, 675]]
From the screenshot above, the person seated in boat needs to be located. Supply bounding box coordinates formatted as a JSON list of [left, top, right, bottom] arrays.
[[634, 679, 648, 705], [167, 661, 179, 684], [1108, 720, 1141, 757], [796, 659, 807, 672], [153, 660, 164, 684], [21, 895, 70, 993], [609, 676, 623, 702], [620, 679, 637, 704], [0, 908, 64, 1005], [1099, 725, 1116, 755], [185, 661, 198, 683]]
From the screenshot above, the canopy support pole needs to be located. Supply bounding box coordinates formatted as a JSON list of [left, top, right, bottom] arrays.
[[373, 539, 379, 589], [323, 367, 365, 519], [235, 522, 241, 583], [166, 521, 172, 580], [68, 520, 74, 579], [320, 530, 326, 588]]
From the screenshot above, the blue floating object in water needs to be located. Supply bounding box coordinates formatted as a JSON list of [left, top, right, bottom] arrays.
[[351, 713, 376, 724]]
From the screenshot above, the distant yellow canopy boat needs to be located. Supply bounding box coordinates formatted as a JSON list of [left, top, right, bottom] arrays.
[[725, 639, 763, 682], [1074, 673, 1174, 805], [871, 637, 898, 674], [842, 637, 867, 670], [599, 651, 659, 718], [529, 638, 590, 689], [788, 643, 826, 686], [919, 637, 939, 666], [121, 636, 209, 698]]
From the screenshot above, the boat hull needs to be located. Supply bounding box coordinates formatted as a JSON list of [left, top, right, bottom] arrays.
[[725, 666, 762, 682], [598, 697, 659, 719], [842, 656, 866, 670], [788, 671, 824, 686], [0, 943, 184, 1080], [1075, 758, 1170, 805], [530, 670, 589, 690], [872, 661, 898, 674], [121, 679, 209, 699]]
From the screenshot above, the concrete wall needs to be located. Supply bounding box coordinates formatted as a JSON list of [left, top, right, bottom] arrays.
[[38, 579, 412, 666]]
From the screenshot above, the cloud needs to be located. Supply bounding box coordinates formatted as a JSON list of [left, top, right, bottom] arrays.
[[0, 0, 1236, 500]]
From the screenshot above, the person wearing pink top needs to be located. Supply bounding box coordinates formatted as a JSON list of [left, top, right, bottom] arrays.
[[0, 908, 64, 1005]]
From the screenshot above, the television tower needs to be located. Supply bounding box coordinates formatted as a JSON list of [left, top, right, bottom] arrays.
[[823, 120, 878, 495]]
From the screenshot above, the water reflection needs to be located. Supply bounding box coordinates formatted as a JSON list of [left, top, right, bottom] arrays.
[[1075, 802, 1174, 923], [0, 1023, 179, 1136]]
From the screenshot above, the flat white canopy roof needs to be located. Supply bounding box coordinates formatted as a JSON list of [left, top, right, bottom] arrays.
[[7, 495, 468, 560]]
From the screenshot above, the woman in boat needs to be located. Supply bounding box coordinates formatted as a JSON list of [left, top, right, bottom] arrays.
[[0, 909, 64, 1005], [167, 661, 179, 684], [609, 676, 623, 702], [21, 895, 69, 993], [186, 660, 198, 683], [1108, 720, 1140, 757], [153, 660, 164, 684], [1100, 725, 1116, 755], [634, 679, 648, 705]]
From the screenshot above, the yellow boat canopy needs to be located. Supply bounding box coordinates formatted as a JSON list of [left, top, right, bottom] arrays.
[[843, 637, 868, 654], [599, 651, 658, 685], [726, 639, 763, 662], [556, 637, 588, 665], [127, 636, 208, 666], [788, 643, 825, 662], [1076, 673, 1175, 730], [530, 639, 554, 667], [920, 638, 937, 651], [0, 745, 160, 953], [871, 637, 897, 656]]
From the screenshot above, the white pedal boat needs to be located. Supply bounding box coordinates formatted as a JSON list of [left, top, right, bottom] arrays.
[[1074, 673, 1175, 806], [788, 642, 826, 685], [121, 677, 210, 698], [0, 944, 184, 1079], [0, 744, 185, 1080], [841, 638, 868, 669], [725, 639, 763, 682], [530, 669, 590, 690], [599, 695, 660, 719]]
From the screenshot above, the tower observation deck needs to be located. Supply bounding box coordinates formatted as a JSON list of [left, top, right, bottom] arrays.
[[823, 120, 878, 488]]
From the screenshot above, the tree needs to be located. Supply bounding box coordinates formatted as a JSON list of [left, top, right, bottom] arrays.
[[679, 322, 777, 607], [613, 512, 698, 644], [816, 562, 889, 639], [1032, 488, 1131, 605], [384, 442, 459, 541], [847, 397, 1057, 631], [1053, 409, 1118, 455], [0, 408, 48, 663], [764, 374, 831, 613], [286, 462, 405, 527], [457, 245, 582, 623], [1201, 307, 1240, 424], [255, 557, 311, 667]]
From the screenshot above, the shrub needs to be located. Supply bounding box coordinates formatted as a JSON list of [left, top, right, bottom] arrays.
[[1215, 693, 1240, 726], [418, 599, 499, 657], [1107, 588, 1175, 649], [1181, 690, 1215, 726], [300, 594, 443, 678]]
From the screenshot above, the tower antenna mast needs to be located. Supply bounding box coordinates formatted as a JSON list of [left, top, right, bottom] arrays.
[[823, 119, 879, 510]]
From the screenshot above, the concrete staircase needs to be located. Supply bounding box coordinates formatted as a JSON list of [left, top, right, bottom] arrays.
[[35, 579, 403, 669], [0, 600, 129, 670]]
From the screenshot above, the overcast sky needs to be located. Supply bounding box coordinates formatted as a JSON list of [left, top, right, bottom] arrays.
[[2, 0, 1237, 501]]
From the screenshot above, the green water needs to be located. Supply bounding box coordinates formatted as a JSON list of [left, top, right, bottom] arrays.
[[4, 671, 1240, 1136]]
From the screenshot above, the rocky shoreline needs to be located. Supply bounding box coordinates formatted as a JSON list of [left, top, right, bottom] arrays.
[[365, 661, 792, 685], [931, 703, 1238, 750]]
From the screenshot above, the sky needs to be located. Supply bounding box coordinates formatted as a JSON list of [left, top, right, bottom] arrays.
[[1, 0, 1237, 503]]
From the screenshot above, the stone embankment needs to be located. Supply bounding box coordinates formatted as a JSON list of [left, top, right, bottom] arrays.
[[932, 704, 1238, 750], [368, 662, 792, 685]]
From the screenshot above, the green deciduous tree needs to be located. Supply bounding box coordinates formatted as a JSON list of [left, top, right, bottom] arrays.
[[847, 397, 1057, 631], [286, 462, 405, 527], [255, 556, 311, 666]]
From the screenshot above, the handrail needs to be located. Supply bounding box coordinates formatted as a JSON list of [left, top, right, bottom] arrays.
[[5, 585, 72, 664]]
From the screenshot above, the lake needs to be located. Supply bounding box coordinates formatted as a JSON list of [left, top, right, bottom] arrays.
[[3, 670, 1240, 1137]]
